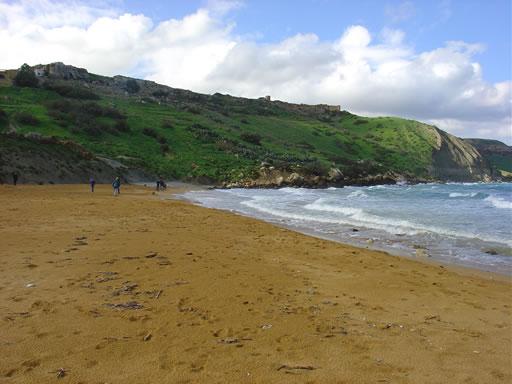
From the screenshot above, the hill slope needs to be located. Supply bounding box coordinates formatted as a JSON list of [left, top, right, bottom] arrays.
[[464, 138, 512, 174], [0, 62, 500, 185]]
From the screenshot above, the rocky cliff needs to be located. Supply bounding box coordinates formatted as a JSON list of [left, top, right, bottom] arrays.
[[431, 129, 498, 182]]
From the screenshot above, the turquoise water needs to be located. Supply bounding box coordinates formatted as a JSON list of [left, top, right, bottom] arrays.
[[181, 183, 512, 274]]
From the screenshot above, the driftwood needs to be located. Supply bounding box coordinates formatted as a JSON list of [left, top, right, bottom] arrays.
[[217, 338, 252, 344], [308, 333, 335, 338], [164, 281, 189, 286], [277, 365, 315, 371], [104, 301, 143, 310]]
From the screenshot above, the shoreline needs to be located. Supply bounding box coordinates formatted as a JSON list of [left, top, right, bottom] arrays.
[[176, 184, 512, 277], [177, 196, 512, 282], [1, 184, 510, 383]]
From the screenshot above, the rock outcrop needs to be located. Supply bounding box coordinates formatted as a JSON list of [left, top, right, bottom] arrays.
[[431, 129, 498, 182], [222, 164, 400, 189]]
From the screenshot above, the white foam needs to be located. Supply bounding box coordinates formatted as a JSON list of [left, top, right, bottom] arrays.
[[449, 192, 478, 198], [304, 199, 362, 216], [347, 190, 368, 199], [485, 195, 512, 209], [243, 196, 512, 247]]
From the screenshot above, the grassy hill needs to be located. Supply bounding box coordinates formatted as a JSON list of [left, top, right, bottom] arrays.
[[0, 64, 499, 184]]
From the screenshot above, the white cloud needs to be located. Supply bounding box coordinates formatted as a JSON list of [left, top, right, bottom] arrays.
[[206, 0, 245, 17], [0, 1, 510, 144], [385, 1, 415, 23]]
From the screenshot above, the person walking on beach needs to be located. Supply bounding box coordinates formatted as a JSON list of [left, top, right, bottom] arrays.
[[112, 177, 120, 196], [90, 177, 96, 192], [12, 172, 18, 186], [156, 179, 160, 191]]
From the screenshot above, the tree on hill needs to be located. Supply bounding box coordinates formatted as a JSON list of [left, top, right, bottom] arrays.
[[13, 64, 39, 88]]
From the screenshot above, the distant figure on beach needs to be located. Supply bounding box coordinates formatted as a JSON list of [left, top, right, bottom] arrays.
[[160, 179, 166, 190], [12, 172, 18, 186], [112, 177, 120, 196], [90, 178, 96, 192], [156, 180, 160, 191]]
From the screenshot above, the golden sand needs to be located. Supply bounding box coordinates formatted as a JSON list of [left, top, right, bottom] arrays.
[[0, 184, 510, 383]]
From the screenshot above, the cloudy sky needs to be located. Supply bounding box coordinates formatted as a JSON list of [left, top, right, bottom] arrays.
[[1, 0, 511, 144]]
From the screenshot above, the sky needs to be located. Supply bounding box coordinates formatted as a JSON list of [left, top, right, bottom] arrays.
[[1, 0, 511, 144]]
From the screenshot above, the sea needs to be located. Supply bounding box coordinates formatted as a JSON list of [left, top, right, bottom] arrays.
[[178, 183, 512, 275]]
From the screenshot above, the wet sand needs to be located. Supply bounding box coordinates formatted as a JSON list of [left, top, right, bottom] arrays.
[[0, 184, 510, 383]]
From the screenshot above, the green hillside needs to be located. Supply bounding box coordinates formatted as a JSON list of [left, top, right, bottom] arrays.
[[464, 138, 512, 173], [0, 77, 446, 183]]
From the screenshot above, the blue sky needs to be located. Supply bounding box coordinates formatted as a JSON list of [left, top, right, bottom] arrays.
[[121, 0, 511, 83], [1, 0, 511, 143]]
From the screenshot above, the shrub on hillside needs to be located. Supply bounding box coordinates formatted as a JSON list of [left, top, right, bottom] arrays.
[[0, 108, 7, 120], [215, 139, 234, 152], [82, 102, 104, 117], [302, 161, 329, 176], [327, 154, 350, 164], [142, 127, 157, 137], [354, 119, 369, 125], [44, 81, 99, 99], [44, 99, 74, 112], [13, 64, 38, 88], [185, 106, 200, 114], [240, 133, 262, 145], [125, 79, 140, 94], [103, 107, 126, 119], [114, 120, 130, 132], [83, 123, 102, 136], [157, 135, 167, 144], [14, 111, 40, 125], [162, 121, 173, 129], [160, 143, 169, 153]]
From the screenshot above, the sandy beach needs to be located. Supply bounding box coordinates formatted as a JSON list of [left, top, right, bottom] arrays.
[[0, 184, 510, 383]]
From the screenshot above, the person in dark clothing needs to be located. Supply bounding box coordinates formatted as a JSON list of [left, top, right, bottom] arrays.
[[156, 180, 160, 191], [112, 177, 120, 196], [12, 172, 18, 186], [90, 178, 96, 192]]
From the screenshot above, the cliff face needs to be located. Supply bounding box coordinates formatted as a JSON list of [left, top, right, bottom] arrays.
[[431, 129, 497, 182]]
